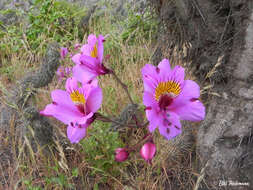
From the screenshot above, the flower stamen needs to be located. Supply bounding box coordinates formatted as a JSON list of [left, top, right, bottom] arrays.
[[155, 81, 181, 101], [91, 45, 98, 58], [70, 90, 86, 105]]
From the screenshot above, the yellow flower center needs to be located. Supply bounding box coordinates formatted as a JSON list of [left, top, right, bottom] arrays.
[[70, 91, 86, 105], [155, 81, 181, 101], [91, 45, 98, 58]]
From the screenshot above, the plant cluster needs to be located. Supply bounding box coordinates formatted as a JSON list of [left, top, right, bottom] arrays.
[[40, 33, 205, 164], [0, 1, 205, 188]]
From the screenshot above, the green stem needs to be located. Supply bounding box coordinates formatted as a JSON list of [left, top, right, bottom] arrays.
[[127, 133, 153, 152], [111, 70, 134, 104]]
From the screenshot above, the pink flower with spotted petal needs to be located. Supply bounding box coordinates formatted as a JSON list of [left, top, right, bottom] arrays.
[[142, 59, 205, 140], [72, 34, 110, 83], [40, 77, 102, 143]]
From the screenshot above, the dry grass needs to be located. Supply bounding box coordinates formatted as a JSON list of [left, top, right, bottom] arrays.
[[0, 6, 209, 190]]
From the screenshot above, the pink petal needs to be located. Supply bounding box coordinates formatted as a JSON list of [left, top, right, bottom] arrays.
[[81, 44, 92, 56], [77, 112, 94, 125], [142, 64, 160, 94], [72, 64, 97, 84], [86, 86, 103, 113], [143, 92, 162, 132], [40, 89, 85, 124], [170, 80, 200, 108], [146, 108, 162, 132], [169, 65, 185, 85], [79, 82, 95, 99], [143, 91, 157, 107], [80, 54, 98, 66], [40, 102, 83, 125], [88, 78, 98, 86], [143, 78, 157, 94], [158, 59, 171, 81], [65, 77, 78, 93], [97, 35, 104, 63], [51, 89, 73, 107], [67, 125, 87, 144], [147, 120, 159, 133], [173, 100, 205, 121], [72, 53, 81, 64], [87, 34, 97, 47], [158, 112, 182, 140]]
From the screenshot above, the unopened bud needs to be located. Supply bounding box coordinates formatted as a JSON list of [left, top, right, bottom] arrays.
[[115, 148, 129, 162], [74, 43, 81, 50], [140, 142, 156, 163]]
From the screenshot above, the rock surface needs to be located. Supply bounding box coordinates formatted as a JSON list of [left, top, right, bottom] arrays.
[[0, 43, 60, 186], [197, 4, 253, 189], [149, 0, 253, 189]]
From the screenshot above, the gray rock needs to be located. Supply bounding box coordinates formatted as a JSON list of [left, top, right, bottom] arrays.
[[0, 42, 60, 149], [0, 42, 60, 186]]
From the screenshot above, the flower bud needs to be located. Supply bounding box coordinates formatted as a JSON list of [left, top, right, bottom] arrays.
[[115, 148, 129, 162], [74, 43, 81, 50], [140, 142, 156, 163]]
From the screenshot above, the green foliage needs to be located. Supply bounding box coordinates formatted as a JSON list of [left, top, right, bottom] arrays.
[[72, 167, 79, 177], [26, 0, 83, 51], [0, 60, 16, 81], [0, 0, 85, 55], [103, 86, 119, 113], [81, 121, 125, 178], [121, 10, 158, 45], [93, 183, 99, 190], [43, 164, 77, 188], [22, 161, 79, 189], [0, 20, 24, 56], [45, 174, 74, 188], [23, 179, 43, 190]]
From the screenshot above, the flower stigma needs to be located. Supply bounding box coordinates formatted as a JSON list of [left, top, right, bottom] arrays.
[[155, 81, 181, 109]]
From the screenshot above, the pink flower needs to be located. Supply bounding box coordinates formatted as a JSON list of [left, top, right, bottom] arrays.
[[60, 47, 68, 59], [56, 66, 72, 81], [115, 148, 129, 162], [65, 67, 72, 75], [40, 77, 102, 143], [140, 142, 156, 163], [72, 34, 110, 83], [142, 59, 205, 140], [56, 66, 65, 80]]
